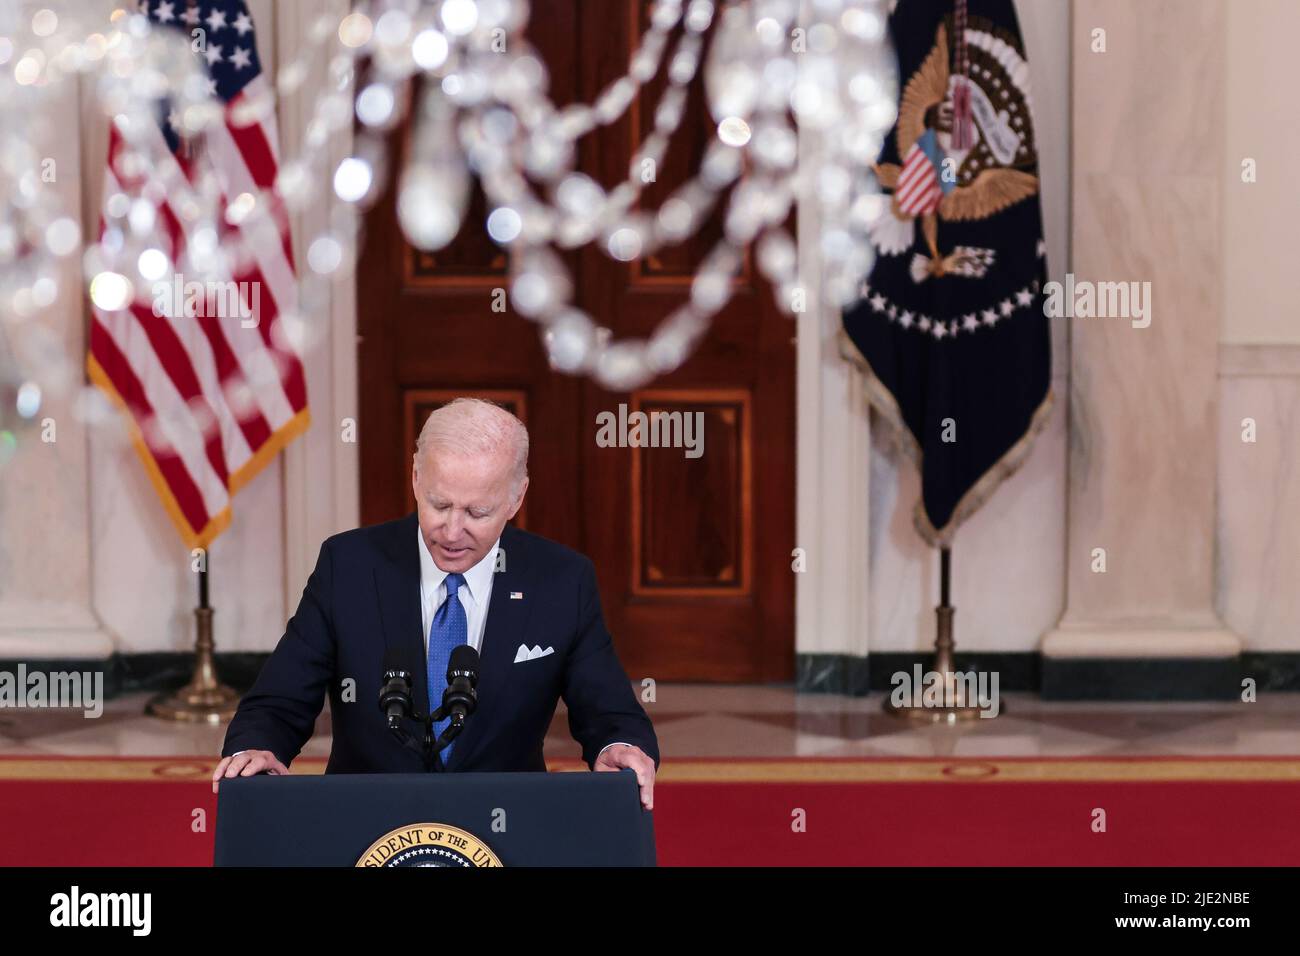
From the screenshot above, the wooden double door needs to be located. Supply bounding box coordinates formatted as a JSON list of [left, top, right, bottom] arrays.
[[358, 1, 794, 681]]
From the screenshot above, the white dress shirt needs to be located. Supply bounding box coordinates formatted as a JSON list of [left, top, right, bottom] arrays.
[[417, 525, 499, 655]]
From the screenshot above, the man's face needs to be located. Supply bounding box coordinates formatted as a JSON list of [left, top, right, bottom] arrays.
[[412, 446, 526, 573]]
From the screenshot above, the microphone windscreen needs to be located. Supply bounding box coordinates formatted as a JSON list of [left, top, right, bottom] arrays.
[[448, 644, 480, 675], [383, 644, 411, 675]]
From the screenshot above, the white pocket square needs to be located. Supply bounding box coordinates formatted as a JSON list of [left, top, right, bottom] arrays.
[[513, 644, 555, 663]]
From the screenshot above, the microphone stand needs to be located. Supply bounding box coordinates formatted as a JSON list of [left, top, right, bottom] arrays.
[[387, 701, 468, 771]]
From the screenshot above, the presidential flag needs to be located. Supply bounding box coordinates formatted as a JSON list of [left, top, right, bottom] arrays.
[[841, 0, 1052, 546], [88, 0, 308, 549]]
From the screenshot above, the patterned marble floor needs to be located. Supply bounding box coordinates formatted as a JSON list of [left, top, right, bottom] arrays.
[[1, 685, 1298, 762]]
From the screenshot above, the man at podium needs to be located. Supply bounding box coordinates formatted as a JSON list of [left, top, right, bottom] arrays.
[[212, 399, 658, 810]]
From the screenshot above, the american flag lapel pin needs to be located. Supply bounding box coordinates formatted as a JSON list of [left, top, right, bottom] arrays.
[[510, 591, 524, 600]]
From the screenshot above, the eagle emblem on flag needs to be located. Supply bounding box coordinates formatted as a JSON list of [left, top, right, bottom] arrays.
[[869, 20, 1041, 285]]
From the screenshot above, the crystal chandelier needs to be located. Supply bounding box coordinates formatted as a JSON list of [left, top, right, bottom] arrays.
[[0, 0, 896, 448]]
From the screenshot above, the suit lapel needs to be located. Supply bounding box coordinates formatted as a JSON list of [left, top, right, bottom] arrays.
[[373, 513, 429, 721], [446, 524, 533, 771]]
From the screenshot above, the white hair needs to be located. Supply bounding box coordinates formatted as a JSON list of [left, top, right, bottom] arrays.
[[414, 398, 529, 493]]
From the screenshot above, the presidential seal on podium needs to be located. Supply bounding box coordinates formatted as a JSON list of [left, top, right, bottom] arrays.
[[356, 824, 503, 867]]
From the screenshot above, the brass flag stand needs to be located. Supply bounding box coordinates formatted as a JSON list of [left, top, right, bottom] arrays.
[[147, 563, 240, 723], [884, 546, 990, 722]]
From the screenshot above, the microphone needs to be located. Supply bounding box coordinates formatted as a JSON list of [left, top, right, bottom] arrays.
[[379, 648, 415, 731], [437, 645, 479, 737]]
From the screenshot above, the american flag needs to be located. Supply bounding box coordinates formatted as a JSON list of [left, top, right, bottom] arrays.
[[894, 128, 949, 217], [88, 0, 309, 549]]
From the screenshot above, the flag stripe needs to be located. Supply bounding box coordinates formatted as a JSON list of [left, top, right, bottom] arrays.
[[105, 301, 232, 512], [195, 312, 274, 450], [205, 283, 298, 428], [139, 175, 273, 464], [896, 174, 930, 208], [130, 156, 299, 433], [230, 83, 296, 272], [240, 82, 297, 273], [897, 152, 938, 206], [154, 217, 276, 456], [231, 261, 308, 415], [154, 291, 260, 474], [89, 319, 221, 533], [204, 121, 298, 310], [126, 301, 233, 489], [103, 161, 257, 477]]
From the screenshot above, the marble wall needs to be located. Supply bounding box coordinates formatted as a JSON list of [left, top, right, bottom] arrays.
[[0, 74, 111, 661], [1223, 0, 1300, 346], [1217, 347, 1300, 651]]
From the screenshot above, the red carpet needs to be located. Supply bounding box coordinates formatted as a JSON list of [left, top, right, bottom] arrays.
[[653, 780, 1300, 866], [2, 756, 1298, 866]]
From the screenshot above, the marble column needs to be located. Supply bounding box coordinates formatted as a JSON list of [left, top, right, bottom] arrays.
[[793, 97, 872, 695], [1042, 0, 1239, 691], [0, 78, 114, 661]]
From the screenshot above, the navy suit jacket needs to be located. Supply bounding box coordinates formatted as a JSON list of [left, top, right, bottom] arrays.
[[221, 515, 658, 774]]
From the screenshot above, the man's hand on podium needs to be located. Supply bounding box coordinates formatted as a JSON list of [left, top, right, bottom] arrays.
[[593, 743, 655, 811], [211, 750, 290, 793]]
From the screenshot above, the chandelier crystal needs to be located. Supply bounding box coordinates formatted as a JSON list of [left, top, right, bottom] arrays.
[[0, 0, 897, 458]]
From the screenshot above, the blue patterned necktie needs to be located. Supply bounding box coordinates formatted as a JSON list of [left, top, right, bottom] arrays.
[[427, 572, 467, 765]]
